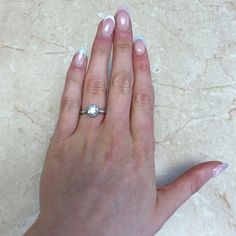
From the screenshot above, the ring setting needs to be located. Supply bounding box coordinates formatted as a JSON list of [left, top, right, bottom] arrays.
[[80, 104, 105, 118]]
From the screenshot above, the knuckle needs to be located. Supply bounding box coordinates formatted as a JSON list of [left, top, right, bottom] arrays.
[[86, 77, 105, 95], [61, 96, 78, 112], [103, 133, 130, 161], [134, 140, 154, 156], [134, 88, 154, 107], [135, 61, 150, 71], [190, 174, 201, 195], [66, 72, 78, 83], [111, 72, 132, 92], [103, 139, 117, 161], [114, 40, 133, 50], [92, 39, 108, 55]]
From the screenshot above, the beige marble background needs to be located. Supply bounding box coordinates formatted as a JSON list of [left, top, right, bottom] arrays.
[[0, 0, 236, 235]]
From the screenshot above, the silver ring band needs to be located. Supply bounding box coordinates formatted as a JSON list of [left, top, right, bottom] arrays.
[[80, 104, 105, 118]]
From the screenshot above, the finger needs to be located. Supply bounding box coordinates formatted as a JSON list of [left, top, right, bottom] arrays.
[[154, 161, 229, 229], [131, 37, 154, 145], [78, 15, 115, 130], [54, 49, 87, 140], [105, 8, 134, 129]]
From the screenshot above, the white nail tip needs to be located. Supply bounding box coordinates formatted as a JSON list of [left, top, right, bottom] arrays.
[[75, 48, 87, 67], [134, 36, 146, 44], [116, 6, 130, 14], [77, 48, 87, 56], [103, 15, 115, 24]]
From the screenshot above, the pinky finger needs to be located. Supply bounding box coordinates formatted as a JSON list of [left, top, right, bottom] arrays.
[[55, 49, 87, 141]]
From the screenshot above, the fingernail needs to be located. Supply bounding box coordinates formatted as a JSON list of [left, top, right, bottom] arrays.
[[116, 7, 130, 31], [74, 48, 87, 67], [211, 163, 229, 178], [134, 37, 146, 55], [101, 15, 115, 37], [116, 6, 130, 14]]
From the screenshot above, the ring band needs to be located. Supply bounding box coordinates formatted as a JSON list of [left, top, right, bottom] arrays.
[[80, 104, 105, 118]]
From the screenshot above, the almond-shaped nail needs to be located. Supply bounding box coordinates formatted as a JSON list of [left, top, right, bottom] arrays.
[[116, 6, 130, 14], [75, 48, 87, 67], [101, 15, 115, 37], [134, 37, 146, 55], [116, 7, 130, 31], [211, 163, 229, 178]]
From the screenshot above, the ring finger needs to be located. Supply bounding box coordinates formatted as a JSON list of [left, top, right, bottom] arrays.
[[78, 15, 115, 130]]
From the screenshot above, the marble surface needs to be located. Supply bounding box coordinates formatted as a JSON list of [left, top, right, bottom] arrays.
[[0, 0, 236, 235]]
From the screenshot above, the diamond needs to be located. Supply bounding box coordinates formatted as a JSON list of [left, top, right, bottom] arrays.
[[87, 104, 100, 117]]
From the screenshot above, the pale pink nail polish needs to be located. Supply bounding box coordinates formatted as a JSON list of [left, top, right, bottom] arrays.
[[101, 15, 115, 37], [211, 163, 229, 178], [116, 9, 130, 31], [134, 37, 146, 55], [116, 6, 130, 14], [74, 48, 87, 67]]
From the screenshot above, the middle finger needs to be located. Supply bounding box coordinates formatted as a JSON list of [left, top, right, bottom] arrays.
[[105, 8, 134, 129]]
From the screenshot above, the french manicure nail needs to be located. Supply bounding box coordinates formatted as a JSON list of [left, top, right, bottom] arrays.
[[116, 8, 130, 31], [134, 37, 146, 55], [75, 48, 87, 67], [101, 15, 115, 37], [211, 163, 229, 178], [116, 6, 130, 14]]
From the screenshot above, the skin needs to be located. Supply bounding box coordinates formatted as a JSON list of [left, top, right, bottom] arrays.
[[24, 9, 223, 236]]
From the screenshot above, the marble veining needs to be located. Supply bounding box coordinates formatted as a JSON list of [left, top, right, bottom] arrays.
[[0, 0, 235, 235]]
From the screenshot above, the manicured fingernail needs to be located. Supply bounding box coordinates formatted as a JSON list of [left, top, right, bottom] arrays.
[[75, 48, 87, 67], [116, 6, 130, 14], [101, 15, 115, 37], [134, 37, 146, 55], [211, 163, 229, 178], [116, 7, 130, 31]]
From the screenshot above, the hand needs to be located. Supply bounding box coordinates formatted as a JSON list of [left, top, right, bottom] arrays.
[[24, 7, 228, 236]]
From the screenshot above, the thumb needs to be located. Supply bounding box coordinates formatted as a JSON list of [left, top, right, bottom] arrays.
[[154, 161, 229, 229]]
